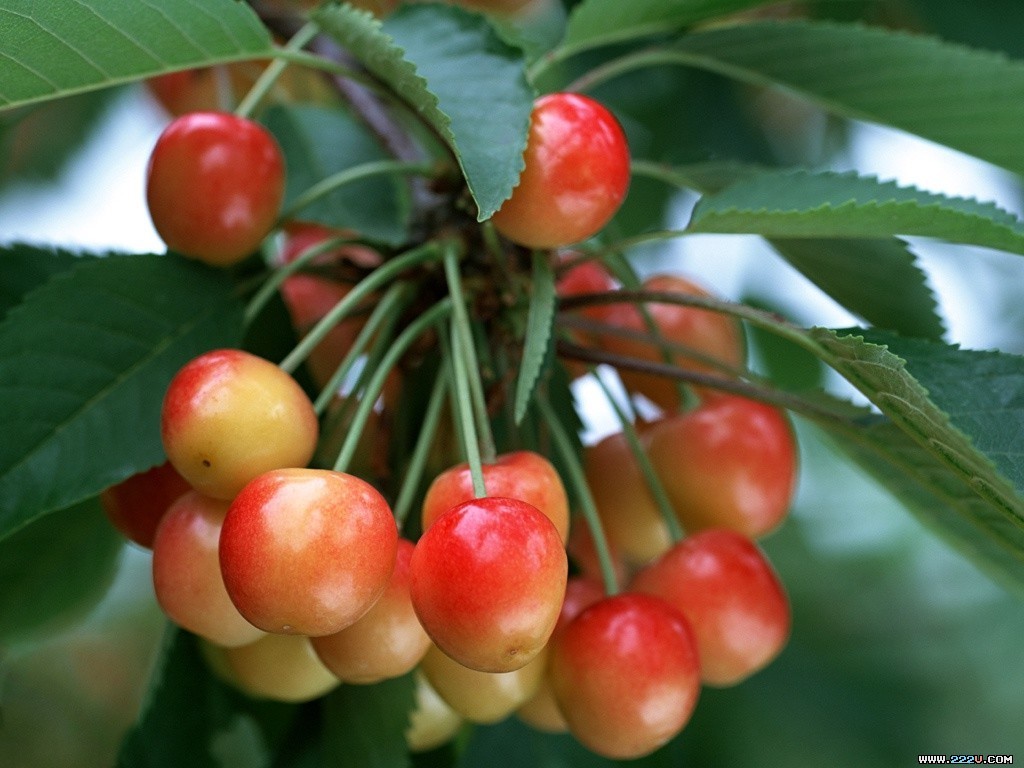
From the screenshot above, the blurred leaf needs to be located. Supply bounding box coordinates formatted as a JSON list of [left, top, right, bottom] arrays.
[[688, 169, 1024, 256], [0, 254, 243, 541], [562, 0, 770, 54], [0, 495, 122, 645], [264, 104, 410, 246], [515, 252, 557, 425], [118, 628, 297, 768], [0, 0, 272, 111], [491, 0, 567, 62], [903, 0, 1024, 59], [671, 19, 1024, 177], [322, 675, 416, 768], [315, 3, 534, 220], [0, 243, 94, 320]]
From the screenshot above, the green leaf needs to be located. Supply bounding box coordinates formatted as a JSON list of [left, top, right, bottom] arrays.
[[263, 104, 410, 246], [688, 169, 1024, 256], [118, 627, 297, 768], [670, 19, 1024, 177], [314, 3, 534, 220], [0, 243, 93, 320], [0, 495, 122, 645], [0, 0, 273, 111], [322, 675, 416, 768], [805, 328, 1024, 591], [514, 252, 557, 425], [769, 238, 945, 341], [0, 254, 243, 541], [563, 0, 770, 54]]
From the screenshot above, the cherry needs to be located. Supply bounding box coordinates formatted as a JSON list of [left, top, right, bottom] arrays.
[[161, 349, 319, 500], [405, 671, 464, 753], [205, 634, 340, 703], [100, 460, 191, 549], [421, 450, 570, 542], [631, 529, 791, 686], [410, 496, 567, 673], [151, 490, 265, 648], [311, 538, 430, 684], [219, 468, 398, 637], [490, 93, 630, 249], [419, 642, 548, 724], [146, 111, 285, 266], [646, 394, 797, 538], [549, 593, 700, 759], [600, 273, 746, 412]]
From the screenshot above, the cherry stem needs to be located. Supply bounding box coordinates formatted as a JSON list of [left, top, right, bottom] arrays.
[[279, 159, 439, 223], [392, 366, 449, 527], [591, 369, 685, 543], [235, 21, 321, 119], [313, 282, 410, 415], [442, 245, 498, 465], [333, 298, 453, 475], [243, 235, 358, 326], [535, 393, 620, 597], [279, 242, 442, 374], [448, 320, 488, 499]]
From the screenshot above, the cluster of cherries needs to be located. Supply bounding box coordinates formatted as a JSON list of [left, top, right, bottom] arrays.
[[103, 41, 799, 758]]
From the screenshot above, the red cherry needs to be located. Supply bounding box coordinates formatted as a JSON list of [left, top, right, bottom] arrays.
[[490, 93, 630, 248], [631, 529, 791, 686], [100, 461, 191, 549], [146, 111, 284, 266], [646, 394, 797, 537], [410, 496, 568, 673], [219, 468, 398, 637], [549, 593, 701, 759]]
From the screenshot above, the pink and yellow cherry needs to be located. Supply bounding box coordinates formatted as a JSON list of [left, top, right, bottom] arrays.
[[490, 93, 630, 249], [219, 468, 398, 637], [601, 273, 746, 412], [631, 529, 791, 686], [205, 634, 340, 703], [311, 538, 429, 684], [585, 429, 672, 566], [421, 451, 570, 543], [100, 461, 191, 548], [646, 394, 797, 538], [549, 593, 701, 759], [151, 491, 265, 648], [556, 254, 618, 379], [160, 349, 318, 500], [410, 496, 568, 673], [565, 517, 629, 588], [419, 642, 548, 724], [516, 576, 605, 733], [146, 111, 284, 266], [405, 671, 464, 753]]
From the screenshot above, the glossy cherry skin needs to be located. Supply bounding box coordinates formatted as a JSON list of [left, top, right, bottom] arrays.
[[219, 468, 398, 637], [146, 111, 284, 266], [311, 538, 430, 684], [151, 491, 265, 648], [646, 394, 797, 538], [601, 273, 746, 411], [161, 349, 319, 500], [631, 529, 790, 686], [410, 496, 568, 673], [490, 93, 630, 249], [205, 634, 340, 703], [421, 451, 570, 542], [549, 593, 701, 759], [100, 461, 191, 549]]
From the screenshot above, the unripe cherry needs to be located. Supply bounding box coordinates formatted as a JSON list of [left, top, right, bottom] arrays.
[[405, 671, 465, 752], [219, 468, 398, 637], [410, 496, 567, 672], [161, 349, 319, 500], [205, 634, 340, 703]]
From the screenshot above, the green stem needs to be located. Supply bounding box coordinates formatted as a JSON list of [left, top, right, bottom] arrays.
[[536, 393, 620, 596], [592, 370, 684, 542], [271, 48, 377, 84], [442, 244, 498, 464], [279, 242, 442, 374], [235, 21, 320, 118], [280, 159, 438, 222], [392, 366, 450, 527], [313, 282, 409, 414], [333, 299, 453, 474], [449, 321, 488, 498]]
